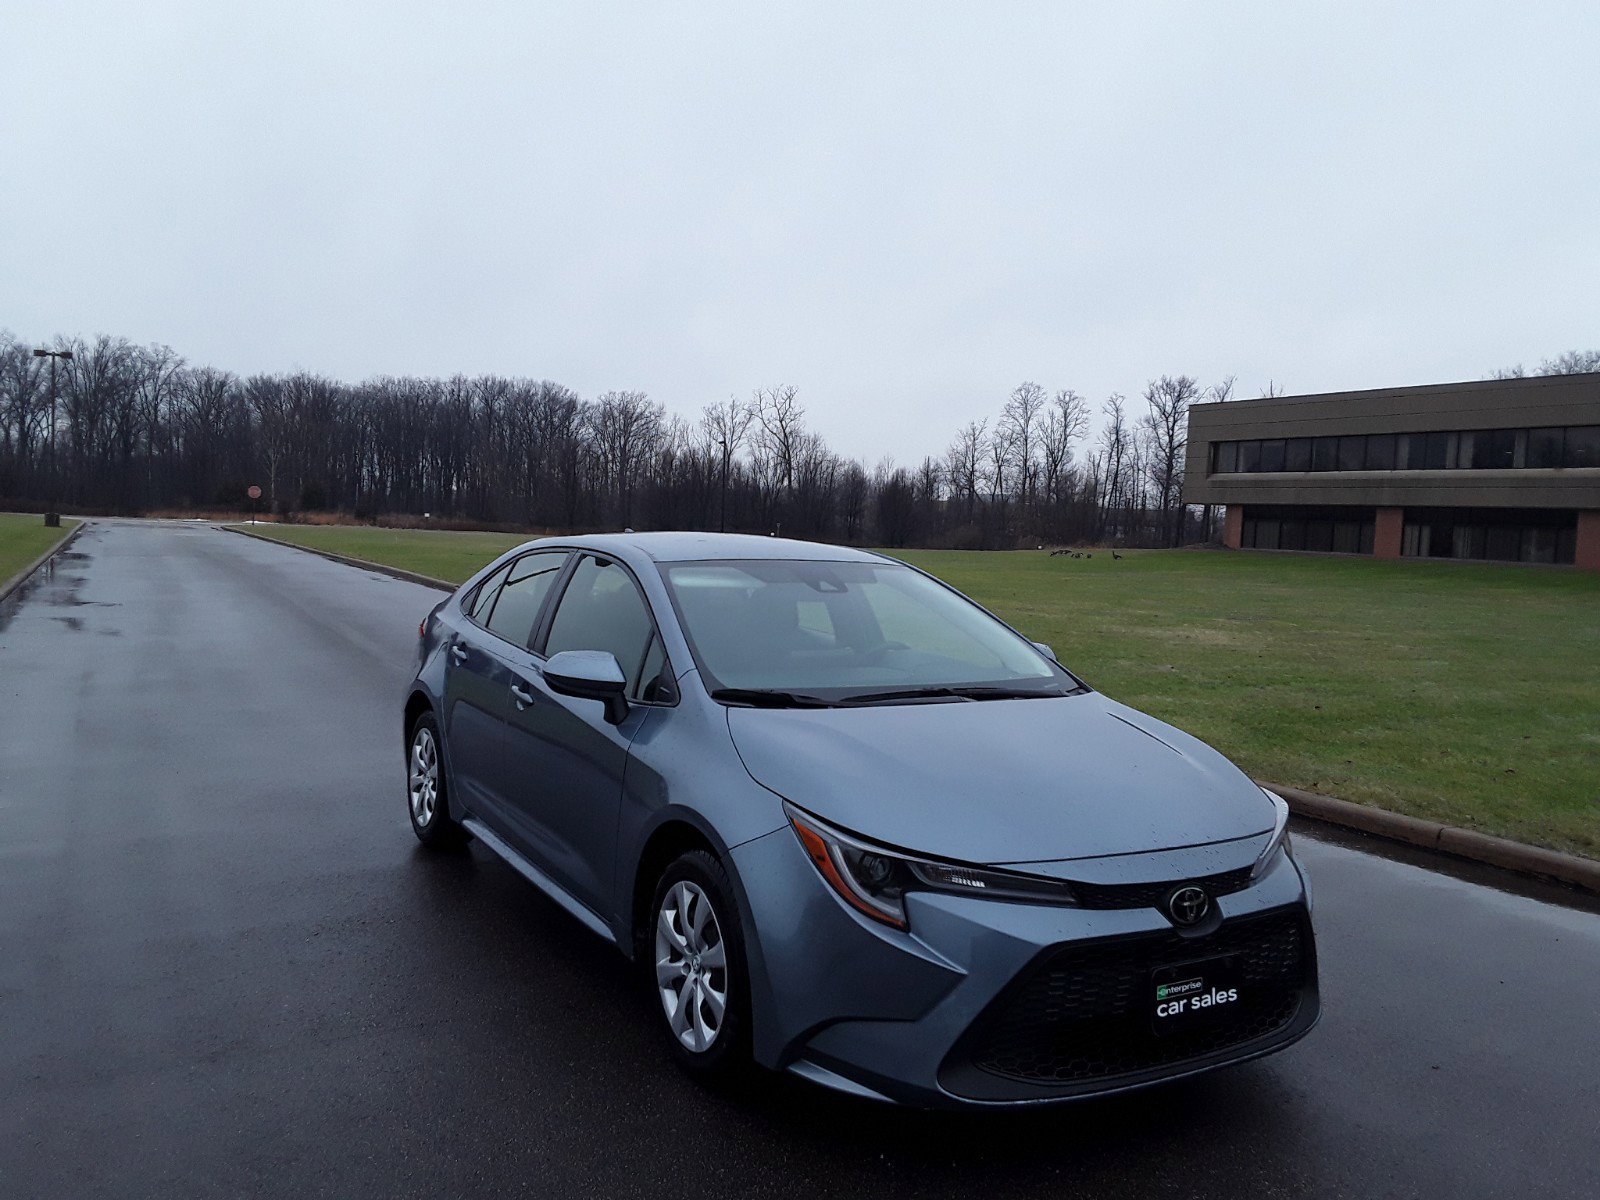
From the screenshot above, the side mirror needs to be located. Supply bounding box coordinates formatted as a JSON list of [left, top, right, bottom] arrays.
[[544, 650, 629, 725], [1031, 641, 1057, 662]]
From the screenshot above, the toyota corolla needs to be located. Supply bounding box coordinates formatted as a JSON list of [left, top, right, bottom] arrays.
[[402, 532, 1319, 1106]]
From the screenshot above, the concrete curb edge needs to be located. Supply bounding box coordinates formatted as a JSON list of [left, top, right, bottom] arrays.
[[222, 524, 453, 592], [0, 520, 85, 605], [1265, 781, 1600, 896], [220, 523, 1600, 897]]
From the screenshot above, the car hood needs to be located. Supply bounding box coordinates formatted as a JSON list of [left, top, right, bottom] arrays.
[[725, 692, 1275, 864]]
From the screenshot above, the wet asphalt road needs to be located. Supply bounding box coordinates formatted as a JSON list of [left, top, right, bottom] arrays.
[[1, 519, 1597, 1199]]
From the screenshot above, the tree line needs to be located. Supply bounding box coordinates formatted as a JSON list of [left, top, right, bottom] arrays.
[[0, 328, 1232, 547]]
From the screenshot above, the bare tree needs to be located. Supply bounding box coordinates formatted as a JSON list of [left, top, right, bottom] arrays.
[[175, 366, 240, 505], [131, 343, 183, 503], [1538, 349, 1600, 375], [945, 419, 986, 525], [1039, 388, 1090, 521], [592, 390, 663, 526], [1000, 381, 1047, 528], [0, 333, 47, 497], [0, 322, 1278, 552], [244, 375, 287, 513], [1140, 375, 1200, 548], [1491, 351, 1600, 379], [701, 396, 752, 532], [751, 385, 805, 497], [1096, 394, 1130, 542]]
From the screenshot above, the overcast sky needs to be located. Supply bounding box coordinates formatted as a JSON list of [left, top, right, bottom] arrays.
[[4, 1, 1597, 463]]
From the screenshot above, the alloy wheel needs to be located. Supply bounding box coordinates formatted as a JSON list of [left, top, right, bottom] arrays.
[[654, 880, 728, 1053], [409, 726, 439, 827]]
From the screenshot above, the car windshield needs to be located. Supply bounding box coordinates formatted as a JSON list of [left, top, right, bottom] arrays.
[[659, 559, 1080, 701]]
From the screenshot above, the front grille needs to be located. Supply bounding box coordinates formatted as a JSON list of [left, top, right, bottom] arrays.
[[1070, 865, 1255, 910], [958, 907, 1311, 1088]]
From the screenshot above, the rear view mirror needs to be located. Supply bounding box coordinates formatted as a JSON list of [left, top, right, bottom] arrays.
[[1031, 641, 1057, 662], [544, 650, 629, 724]]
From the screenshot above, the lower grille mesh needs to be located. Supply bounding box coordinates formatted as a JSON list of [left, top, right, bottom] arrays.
[[965, 908, 1310, 1086]]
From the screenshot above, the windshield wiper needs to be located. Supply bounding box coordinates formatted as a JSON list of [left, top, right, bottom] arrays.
[[710, 687, 841, 709], [838, 685, 1067, 705]]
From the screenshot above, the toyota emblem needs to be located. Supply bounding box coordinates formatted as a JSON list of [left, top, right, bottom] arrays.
[[1167, 885, 1210, 926]]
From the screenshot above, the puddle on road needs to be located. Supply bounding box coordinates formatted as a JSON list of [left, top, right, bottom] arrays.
[[0, 533, 96, 635]]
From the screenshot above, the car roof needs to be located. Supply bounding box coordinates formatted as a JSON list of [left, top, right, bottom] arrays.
[[522, 531, 888, 564]]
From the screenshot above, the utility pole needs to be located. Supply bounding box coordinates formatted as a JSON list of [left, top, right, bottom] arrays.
[[31, 348, 74, 528]]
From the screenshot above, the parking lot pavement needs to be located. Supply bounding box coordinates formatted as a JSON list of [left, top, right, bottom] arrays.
[[2, 519, 1596, 1199]]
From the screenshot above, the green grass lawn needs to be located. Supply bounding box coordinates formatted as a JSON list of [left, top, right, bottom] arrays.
[[231, 523, 1600, 858], [0, 514, 80, 589], [892, 549, 1600, 859], [233, 523, 528, 584]]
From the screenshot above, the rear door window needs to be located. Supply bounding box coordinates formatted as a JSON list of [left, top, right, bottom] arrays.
[[483, 551, 570, 649], [467, 563, 513, 624]]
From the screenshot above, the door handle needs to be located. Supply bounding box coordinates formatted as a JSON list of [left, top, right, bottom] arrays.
[[450, 643, 469, 664], [511, 683, 535, 710]]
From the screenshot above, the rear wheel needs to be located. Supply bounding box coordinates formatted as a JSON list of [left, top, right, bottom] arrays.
[[650, 850, 751, 1078], [407, 713, 467, 849]]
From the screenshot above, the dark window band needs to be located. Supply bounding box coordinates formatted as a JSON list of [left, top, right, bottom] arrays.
[[1211, 425, 1600, 474]]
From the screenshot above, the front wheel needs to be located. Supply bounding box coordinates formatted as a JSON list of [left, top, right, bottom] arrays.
[[649, 850, 752, 1078], [407, 713, 468, 849]]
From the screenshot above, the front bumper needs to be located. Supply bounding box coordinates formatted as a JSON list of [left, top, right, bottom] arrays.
[[729, 826, 1319, 1109]]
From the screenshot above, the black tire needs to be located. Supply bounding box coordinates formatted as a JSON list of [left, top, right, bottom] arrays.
[[648, 850, 753, 1080], [407, 712, 468, 849]]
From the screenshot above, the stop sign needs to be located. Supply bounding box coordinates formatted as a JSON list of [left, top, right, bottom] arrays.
[[247, 485, 262, 500]]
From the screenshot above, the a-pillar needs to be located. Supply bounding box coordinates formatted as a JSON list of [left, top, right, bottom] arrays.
[[1374, 507, 1404, 559]]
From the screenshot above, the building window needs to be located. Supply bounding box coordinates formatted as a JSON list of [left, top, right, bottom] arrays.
[[1240, 506, 1377, 554], [1527, 427, 1564, 468], [1421, 431, 1452, 470], [1402, 522, 1427, 558], [1400, 508, 1578, 565], [1364, 433, 1396, 470], [1485, 524, 1520, 562], [1398, 434, 1422, 470], [1213, 422, 1600, 474], [1567, 426, 1600, 468], [1473, 428, 1516, 469]]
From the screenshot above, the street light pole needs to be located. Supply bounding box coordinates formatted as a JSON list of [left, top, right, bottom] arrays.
[[31, 348, 74, 527]]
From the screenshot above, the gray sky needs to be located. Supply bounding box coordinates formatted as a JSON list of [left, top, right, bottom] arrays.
[[4, 1, 1597, 463]]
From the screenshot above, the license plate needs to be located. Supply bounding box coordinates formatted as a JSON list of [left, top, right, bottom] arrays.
[[1150, 956, 1243, 1035]]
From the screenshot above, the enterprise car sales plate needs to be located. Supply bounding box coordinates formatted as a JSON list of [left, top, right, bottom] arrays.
[[1151, 956, 1243, 1035]]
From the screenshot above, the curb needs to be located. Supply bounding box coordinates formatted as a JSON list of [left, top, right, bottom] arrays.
[[0, 520, 84, 605], [1264, 782, 1600, 897], [222, 524, 454, 591]]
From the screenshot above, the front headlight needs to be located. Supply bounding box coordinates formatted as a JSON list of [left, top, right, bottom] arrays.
[[1252, 787, 1293, 879], [785, 803, 1078, 931]]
